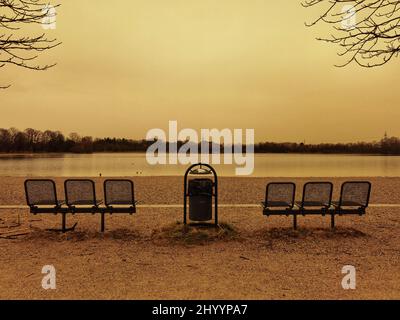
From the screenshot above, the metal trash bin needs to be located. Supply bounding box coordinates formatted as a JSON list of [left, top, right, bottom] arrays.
[[188, 178, 213, 221], [184, 163, 218, 226]]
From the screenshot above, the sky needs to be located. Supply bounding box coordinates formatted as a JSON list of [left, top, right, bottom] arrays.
[[1, 0, 399, 143]]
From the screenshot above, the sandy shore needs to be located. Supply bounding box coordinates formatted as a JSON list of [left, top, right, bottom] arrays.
[[1, 176, 400, 205], [0, 176, 399, 299]]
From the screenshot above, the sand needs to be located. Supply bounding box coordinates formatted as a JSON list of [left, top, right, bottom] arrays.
[[0, 176, 399, 299]]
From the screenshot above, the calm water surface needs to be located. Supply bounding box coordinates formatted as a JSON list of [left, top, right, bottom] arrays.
[[0, 153, 399, 177]]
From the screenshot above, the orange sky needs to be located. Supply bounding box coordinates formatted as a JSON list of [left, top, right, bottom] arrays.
[[1, 0, 399, 143]]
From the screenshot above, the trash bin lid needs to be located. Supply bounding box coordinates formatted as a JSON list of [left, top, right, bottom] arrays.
[[189, 167, 212, 175]]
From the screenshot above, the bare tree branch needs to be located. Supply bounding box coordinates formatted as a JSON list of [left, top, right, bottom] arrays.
[[0, 0, 61, 88], [303, 0, 400, 67]]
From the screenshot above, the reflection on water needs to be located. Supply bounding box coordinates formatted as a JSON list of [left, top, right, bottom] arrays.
[[0, 153, 399, 177]]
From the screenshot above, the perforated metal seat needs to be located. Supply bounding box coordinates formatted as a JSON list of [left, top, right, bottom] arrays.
[[296, 182, 333, 209], [261, 182, 298, 229], [64, 179, 101, 207], [333, 181, 371, 209], [24, 179, 75, 232], [104, 179, 137, 207], [25, 179, 61, 208], [98, 179, 138, 232], [328, 181, 372, 228], [262, 182, 296, 209]]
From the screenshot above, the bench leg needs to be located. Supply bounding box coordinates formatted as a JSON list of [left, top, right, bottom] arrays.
[[46, 213, 76, 233], [331, 214, 335, 229], [293, 215, 297, 230], [101, 212, 105, 232], [62, 212, 66, 233]]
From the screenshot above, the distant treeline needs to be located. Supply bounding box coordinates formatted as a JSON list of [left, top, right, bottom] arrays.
[[1, 127, 400, 154]]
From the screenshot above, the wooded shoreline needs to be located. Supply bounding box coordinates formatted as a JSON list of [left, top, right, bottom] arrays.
[[1, 127, 400, 154]]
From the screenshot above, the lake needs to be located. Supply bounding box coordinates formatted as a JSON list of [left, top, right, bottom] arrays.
[[0, 153, 399, 177]]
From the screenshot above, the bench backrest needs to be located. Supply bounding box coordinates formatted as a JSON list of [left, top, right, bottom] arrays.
[[301, 182, 333, 207], [340, 181, 371, 208], [24, 179, 58, 207], [104, 179, 135, 206], [265, 182, 295, 207], [64, 179, 97, 206]]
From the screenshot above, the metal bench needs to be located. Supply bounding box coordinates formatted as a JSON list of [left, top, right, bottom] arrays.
[[262, 181, 371, 230]]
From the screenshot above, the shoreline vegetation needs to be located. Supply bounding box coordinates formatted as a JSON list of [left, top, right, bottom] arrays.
[[1, 127, 400, 155]]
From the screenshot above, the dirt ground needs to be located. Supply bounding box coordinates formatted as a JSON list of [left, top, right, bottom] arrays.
[[0, 176, 399, 299]]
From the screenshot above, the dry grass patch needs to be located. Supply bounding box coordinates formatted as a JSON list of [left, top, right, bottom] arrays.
[[255, 227, 368, 240], [22, 227, 142, 242], [150, 221, 240, 246]]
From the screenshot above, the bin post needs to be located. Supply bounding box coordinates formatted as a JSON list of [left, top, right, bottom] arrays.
[[184, 176, 188, 225], [214, 176, 218, 227]]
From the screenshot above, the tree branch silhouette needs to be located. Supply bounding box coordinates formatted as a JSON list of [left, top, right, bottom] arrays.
[[303, 0, 400, 67], [0, 0, 60, 88]]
